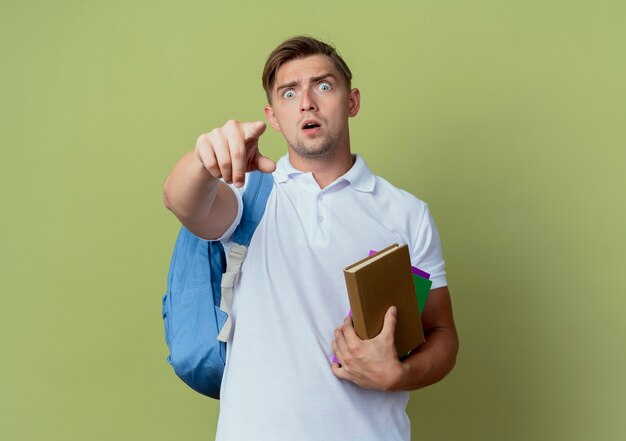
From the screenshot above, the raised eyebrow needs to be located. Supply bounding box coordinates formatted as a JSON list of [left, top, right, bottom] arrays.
[[311, 73, 336, 83], [276, 73, 337, 93], [276, 80, 299, 93]]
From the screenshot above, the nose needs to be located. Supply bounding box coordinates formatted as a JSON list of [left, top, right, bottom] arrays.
[[300, 89, 318, 113]]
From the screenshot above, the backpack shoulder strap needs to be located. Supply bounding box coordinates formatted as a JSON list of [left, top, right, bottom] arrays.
[[231, 171, 275, 246], [217, 171, 274, 342]]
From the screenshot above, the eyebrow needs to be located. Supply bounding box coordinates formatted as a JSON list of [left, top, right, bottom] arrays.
[[275, 73, 337, 93]]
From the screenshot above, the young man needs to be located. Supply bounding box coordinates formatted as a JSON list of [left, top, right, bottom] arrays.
[[164, 36, 458, 440]]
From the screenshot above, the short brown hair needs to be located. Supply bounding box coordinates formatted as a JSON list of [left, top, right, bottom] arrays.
[[262, 35, 353, 103]]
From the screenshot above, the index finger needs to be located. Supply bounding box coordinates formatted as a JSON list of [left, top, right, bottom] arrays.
[[223, 120, 247, 187], [241, 121, 266, 141]]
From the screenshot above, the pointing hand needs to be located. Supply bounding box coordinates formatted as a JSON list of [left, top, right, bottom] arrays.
[[195, 119, 276, 187]]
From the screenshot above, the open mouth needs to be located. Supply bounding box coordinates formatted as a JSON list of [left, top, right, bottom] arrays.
[[302, 120, 322, 133]]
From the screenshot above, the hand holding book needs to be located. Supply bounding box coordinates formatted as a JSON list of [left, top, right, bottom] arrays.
[[331, 305, 407, 390], [334, 244, 430, 362]]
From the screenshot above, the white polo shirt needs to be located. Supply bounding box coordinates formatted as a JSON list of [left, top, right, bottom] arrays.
[[215, 154, 447, 441]]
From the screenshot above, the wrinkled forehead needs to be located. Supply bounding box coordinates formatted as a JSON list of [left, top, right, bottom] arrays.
[[274, 54, 342, 89]]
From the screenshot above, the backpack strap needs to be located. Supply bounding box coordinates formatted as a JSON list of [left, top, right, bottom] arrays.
[[217, 171, 274, 342]]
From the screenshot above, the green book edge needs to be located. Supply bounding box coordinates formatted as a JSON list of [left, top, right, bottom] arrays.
[[414, 274, 432, 314], [398, 275, 432, 361]]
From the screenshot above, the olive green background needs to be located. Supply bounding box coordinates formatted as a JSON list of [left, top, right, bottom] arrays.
[[1, 1, 624, 440]]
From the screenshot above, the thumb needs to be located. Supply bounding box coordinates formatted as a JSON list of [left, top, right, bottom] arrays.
[[242, 121, 267, 141], [381, 306, 398, 338], [254, 154, 276, 173]]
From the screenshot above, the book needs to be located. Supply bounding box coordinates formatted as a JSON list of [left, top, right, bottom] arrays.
[[413, 274, 433, 314], [368, 250, 432, 313], [343, 244, 425, 357], [369, 249, 431, 278]]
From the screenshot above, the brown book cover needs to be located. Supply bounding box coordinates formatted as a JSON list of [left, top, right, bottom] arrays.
[[343, 243, 425, 357]]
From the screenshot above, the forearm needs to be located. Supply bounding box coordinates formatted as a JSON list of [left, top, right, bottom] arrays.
[[163, 150, 220, 223], [389, 325, 459, 391]]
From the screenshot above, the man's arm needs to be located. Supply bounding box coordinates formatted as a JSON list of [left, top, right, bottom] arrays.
[[163, 120, 275, 239], [331, 286, 459, 391]]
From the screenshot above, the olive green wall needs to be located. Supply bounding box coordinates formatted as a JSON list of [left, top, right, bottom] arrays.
[[1, 1, 624, 440]]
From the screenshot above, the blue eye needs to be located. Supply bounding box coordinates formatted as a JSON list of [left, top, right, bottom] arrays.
[[283, 90, 295, 99], [319, 82, 331, 91]]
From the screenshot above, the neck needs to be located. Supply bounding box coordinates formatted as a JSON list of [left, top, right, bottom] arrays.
[[287, 145, 355, 189]]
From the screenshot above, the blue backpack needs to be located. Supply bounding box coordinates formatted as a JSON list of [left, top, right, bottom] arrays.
[[161, 171, 274, 398]]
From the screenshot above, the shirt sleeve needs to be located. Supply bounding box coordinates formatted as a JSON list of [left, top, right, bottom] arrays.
[[411, 204, 448, 289], [203, 180, 245, 243]]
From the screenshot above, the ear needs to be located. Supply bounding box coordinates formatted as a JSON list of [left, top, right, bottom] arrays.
[[348, 88, 361, 117], [264, 105, 281, 132]]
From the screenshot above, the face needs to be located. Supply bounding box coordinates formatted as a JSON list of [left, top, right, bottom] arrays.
[[264, 54, 360, 159]]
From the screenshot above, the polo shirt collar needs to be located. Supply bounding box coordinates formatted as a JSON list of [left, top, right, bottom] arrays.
[[274, 153, 376, 192]]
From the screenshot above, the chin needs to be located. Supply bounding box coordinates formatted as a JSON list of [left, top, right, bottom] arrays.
[[292, 145, 336, 159], [291, 138, 339, 159]]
